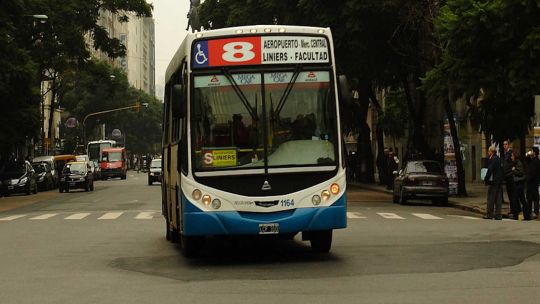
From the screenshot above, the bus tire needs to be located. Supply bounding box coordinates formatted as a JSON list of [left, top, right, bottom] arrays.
[[309, 230, 332, 253]]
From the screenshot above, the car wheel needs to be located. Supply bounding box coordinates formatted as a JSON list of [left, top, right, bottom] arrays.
[[90, 182, 94, 191], [148, 179, 152, 186], [309, 230, 333, 253], [399, 188, 407, 205]]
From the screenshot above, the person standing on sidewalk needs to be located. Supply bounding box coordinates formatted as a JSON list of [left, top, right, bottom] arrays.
[[502, 140, 516, 217], [386, 150, 398, 190], [511, 152, 529, 220], [525, 147, 540, 219], [484, 146, 504, 220]]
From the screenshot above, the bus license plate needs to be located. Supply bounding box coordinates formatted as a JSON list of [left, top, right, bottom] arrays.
[[259, 223, 279, 235]]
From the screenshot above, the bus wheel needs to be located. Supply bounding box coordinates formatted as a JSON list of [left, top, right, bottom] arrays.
[[181, 234, 201, 258], [309, 230, 332, 253]]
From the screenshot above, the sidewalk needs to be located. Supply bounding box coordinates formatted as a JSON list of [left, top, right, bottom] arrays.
[[349, 181, 512, 217]]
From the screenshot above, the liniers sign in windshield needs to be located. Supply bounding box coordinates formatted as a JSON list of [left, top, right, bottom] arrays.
[[192, 36, 329, 68]]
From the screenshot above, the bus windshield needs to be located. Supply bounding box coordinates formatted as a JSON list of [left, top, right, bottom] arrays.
[[192, 71, 337, 172]]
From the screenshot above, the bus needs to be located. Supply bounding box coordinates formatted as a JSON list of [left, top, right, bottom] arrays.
[[162, 25, 347, 257], [87, 140, 116, 163]]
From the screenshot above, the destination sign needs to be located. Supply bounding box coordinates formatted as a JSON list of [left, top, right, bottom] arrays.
[[192, 36, 330, 68]]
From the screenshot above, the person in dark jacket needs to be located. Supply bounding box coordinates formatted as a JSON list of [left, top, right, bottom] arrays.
[[502, 140, 516, 216], [525, 147, 540, 219], [511, 152, 529, 220], [484, 146, 504, 220]]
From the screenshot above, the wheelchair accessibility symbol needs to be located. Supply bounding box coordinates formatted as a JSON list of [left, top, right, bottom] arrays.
[[194, 43, 208, 65]]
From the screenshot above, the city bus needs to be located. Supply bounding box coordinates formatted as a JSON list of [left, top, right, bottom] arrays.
[[162, 25, 347, 257], [87, 140, 116, 163]]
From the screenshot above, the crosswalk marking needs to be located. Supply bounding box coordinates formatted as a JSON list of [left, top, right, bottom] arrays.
[[135, 212, 155, 219], [0, 215, 26, 221], [98, 212, 123, 220], [412, 213, 443, 220], [30, 213, 58, 220], [447, 215, 480, 220], [377, 213, 405, 219], [347, 212, 367, 219], [64, 213, 91, 220]]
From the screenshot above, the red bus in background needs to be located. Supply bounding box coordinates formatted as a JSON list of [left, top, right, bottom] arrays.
[[100, 147, 127, 180]]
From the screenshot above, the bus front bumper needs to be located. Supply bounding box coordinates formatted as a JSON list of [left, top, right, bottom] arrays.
[[182, 194, 347, 236]]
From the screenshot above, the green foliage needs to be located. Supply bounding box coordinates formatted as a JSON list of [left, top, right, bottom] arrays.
[[60, 59, 162, 154], [425, 0, 540, 141], [0, 0, 40, 158], [378, 91, 409, 139]]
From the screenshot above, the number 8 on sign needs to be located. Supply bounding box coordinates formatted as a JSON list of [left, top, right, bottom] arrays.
[[222, 42, 255, 62]]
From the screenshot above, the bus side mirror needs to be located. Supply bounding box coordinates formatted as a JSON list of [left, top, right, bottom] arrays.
[[337, 75, 353, 108], [171, 84, 184, 118]]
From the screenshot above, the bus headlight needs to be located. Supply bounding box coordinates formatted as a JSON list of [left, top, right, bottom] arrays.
[[192, 189, 202, 201], [312, 195, 321, 206], [212, 199, 221, 209], [330, 183, 340, 195], [321, 190, 331, 202], [202, 195, 212, 206]]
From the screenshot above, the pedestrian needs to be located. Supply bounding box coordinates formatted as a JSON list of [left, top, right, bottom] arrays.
[[377, 147, 389, 186], [502, 140, 516, 217], [525, 147, 540, 220], [511, 152, 529, 220], [484, 146, 504, 220], [386, 150, 398, 190]]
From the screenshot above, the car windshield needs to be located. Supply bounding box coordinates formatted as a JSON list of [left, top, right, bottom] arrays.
[[406, 161, 443, 173], [150, 160, 161, 168], [63, 163, 86, 174], [32, 164, 45, 173], [103, 152, 122, 162], [191, 71, 337, 172]]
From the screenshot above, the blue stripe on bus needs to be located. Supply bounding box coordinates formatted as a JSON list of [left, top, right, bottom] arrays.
[[181, 194, 346, 236]]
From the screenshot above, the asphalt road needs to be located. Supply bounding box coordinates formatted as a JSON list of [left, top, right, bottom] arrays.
[[1, 172, 539, 303]]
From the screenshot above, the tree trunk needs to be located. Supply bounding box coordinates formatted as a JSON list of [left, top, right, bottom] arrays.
[[47, 73, 58, 153], [444, 96, 467, 196]]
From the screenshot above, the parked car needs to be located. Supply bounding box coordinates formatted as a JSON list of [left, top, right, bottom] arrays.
[[148, 158, 162, 185], [32, 162, 55, 191], [393, 160, 449, 205], [0, 160, 38, 196], [59, 161, 94, 193], [32, 155, 57, 187]]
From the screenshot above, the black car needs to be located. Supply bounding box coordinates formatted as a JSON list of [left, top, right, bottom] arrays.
[[148, 158, 162, 185], [393, 160, 449, 205], [32, 162, 55, 191], [59, 161, 94, 193], [0, 160, 38, 196]]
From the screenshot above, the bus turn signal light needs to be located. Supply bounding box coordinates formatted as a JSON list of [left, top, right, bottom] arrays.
[[202, 195, 212, 206], [321, 190, 331, 202], [330, 183, 340, 195], [192, 189, 202, 201]]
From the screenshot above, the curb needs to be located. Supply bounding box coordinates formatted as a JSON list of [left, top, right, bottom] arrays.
[[347, 182, 503, 217]]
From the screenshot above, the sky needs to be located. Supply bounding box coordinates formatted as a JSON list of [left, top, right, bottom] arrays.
[[152, 0, 191, 99]]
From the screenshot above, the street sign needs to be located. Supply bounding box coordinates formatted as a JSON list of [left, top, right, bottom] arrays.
[[111, 129, 122, 139]]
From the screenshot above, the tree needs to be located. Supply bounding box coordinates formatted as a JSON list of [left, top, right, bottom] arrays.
[[13, 0, 152, 143], [0, 0, 40, 160], [426, 0, 540, 144], [60, 59, 162, 154]]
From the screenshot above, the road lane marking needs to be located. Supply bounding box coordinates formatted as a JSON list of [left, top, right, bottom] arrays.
[[64, 213, 91, 220], [135, 212, 155, 219], [98, 212, 123, 220], [0, 215, 26, 221], [377, 213, 405, 219], [347, 212, 367, 219], [447, 215, 480, 220], [412, 213, 443, 220], [30, 214, 58, 220]]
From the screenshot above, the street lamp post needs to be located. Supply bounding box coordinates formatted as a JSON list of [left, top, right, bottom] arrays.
[[82, 102, 148, 146]]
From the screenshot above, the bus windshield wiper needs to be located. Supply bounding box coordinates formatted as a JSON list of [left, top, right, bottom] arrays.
[[275, 65, 302, 117], [222, 69, 258, 121]]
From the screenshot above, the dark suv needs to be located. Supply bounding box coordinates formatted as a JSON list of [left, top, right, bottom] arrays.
[[148, 158, 162, 185], [59, 161, 94, 193], [0, 160, 38, 196]]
